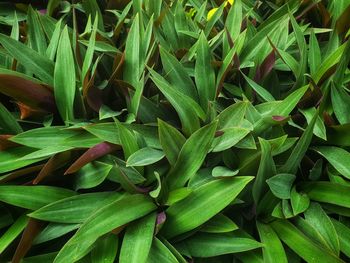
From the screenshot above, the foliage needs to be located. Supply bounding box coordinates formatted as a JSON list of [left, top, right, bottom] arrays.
[[0, 0, 350, 262]]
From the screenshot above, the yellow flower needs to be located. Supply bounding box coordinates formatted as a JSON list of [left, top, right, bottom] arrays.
[[207, 0, 235, 20]]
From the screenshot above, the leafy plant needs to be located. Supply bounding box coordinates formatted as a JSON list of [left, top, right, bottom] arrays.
[[0, 0, 349, 262]]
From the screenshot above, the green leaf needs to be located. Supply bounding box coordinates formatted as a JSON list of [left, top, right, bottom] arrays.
[[116, 121, 139, 160], [212, 166, 239, 178], [46, 19, 62, 61], [147, 238, 178, 263], [300, 107, 327, 140], [242, 73, 275, 102], [165, 188, 193, 206], [308, 29, 321, 76], [266, 173, 296, 199], [176, 232, 262, 257], [201, 213, 238, 233], [252, 138, 276, 203], [149, 67, 205, 136], [332, 219, 350, 258], [54, 195, 156, 263], [0, 33, 54, 85], [161, 176, 253, 238], [0, 215, 28, 254], [0, 146, 45, 174], [166, 121, 218, 190], [0, 186, 75, 210], [195, 32, 216, 110], [159, 46, 198, 101], [127, 147, 164, 167], [331, 83, 350, 125], [123, 14, 142, 115], [91, 234, 119, 263], [290, 186, 310, 215], [82, 16, 98, 83], [256, 222, 287, 263], [54, 26, 76, 123], [304, 203, 340, 255], [9, 127, 81, 148], [312, 146, 350, 179], [33, 223, 79, 245], [74, 161, 113, 190], [27, 6, 47, 55], [29, 192, 121, 223], [0, 102, 22, 134], [301, 182, 350, 208], [120, 212, 156, 263], [271, 220, 343, 263], [158, 119, 186, 165], [280, 110, 318, 174], [211, 127, 251, 152]]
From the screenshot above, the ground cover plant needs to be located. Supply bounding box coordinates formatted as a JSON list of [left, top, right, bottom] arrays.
[[0, 0, 349, 262]]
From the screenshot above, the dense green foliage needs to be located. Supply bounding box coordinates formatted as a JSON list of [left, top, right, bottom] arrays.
[[0, 0, 350, 262]]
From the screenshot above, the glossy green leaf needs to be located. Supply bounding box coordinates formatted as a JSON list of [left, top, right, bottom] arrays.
[[195, 32, 215, 110], [91, 234, 119, 263], [0, 215, 28, 254], [127, 147, 164, 167], [29, 192, 121, 223], [166, 121, 218, 190], [301, 181, 350, 208], [54, 195, 156, 263], [304, 203, 340, 255], [212, 166, 239, 178], [312, 146, 350, 179], [266, 174, 296, 199], [0, 33, 54, 85], [158, 119, 186, 165], [201, 213, 238, 233], [256, 221, 287, 263], [0, 186, 75, 210], [149, 68, 205, 136], [54, 26, 76, 123], [271, 220, 343, 263], [147, 238, 178, 263], [161, 176, 253, 238], [177, 232, 262, 257], [120, 212, 156, 263]]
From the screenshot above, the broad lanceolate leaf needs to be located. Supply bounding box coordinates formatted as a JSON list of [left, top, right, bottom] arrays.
[[127, 147, 164, 167], [332, 219, 350, 258], [119, 212, 156, 263], [0, 33, 54, 85], [252, 138, 276, 203], [29, 192, 122, 223], [158, 119, 186, 165], [177, 232, 262, 257], [147, 238, 178, 263], [331, 83, 350, 125], [54, 195, 156, 263], [301, 182, 350, 208], [0, 215, 28, 254], [166, 121, 218, 190], [271, 220, 343, 263], [257, 222, 287, 263], [195, 32, 215, 111], [0, 102, 22, 134], [266, 174, 296, 199], [91, 234, 119, 263], [304, 203, 340, 255], [0, 186, 75, 210], [54, 26, 76, 123], [313, 146, 350, 179], [149, 68, 205, 136], [161, 176, 253, 238], [280, 110, 318, 174]]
